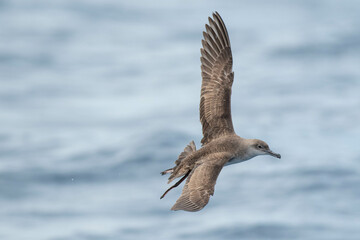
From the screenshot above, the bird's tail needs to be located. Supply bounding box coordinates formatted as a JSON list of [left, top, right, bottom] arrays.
[[175, 140, 196, 165], [160, 141, 197, 199], [160, 140, 196, 176], [160, 168, 173, 175]]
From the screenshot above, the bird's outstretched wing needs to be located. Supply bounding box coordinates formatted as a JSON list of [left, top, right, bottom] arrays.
[[171, 152, 231, 212], [200, 12, 235, 146]]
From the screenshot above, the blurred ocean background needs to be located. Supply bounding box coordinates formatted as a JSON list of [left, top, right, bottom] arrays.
[[1, 0, 360, 239]]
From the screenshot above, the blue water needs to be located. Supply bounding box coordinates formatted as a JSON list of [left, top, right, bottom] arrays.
[[1, 0, 360, 239]]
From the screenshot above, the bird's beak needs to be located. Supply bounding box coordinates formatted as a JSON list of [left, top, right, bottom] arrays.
[[266, 150, 281, 159]]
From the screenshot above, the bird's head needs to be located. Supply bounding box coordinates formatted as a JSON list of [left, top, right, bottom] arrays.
[[247, 139, 281, 159]]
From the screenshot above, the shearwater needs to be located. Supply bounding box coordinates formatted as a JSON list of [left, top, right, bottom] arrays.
[[160, 12, 281, 212]]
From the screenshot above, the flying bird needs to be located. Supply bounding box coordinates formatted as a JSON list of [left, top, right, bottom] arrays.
[[160, 12, 281, 212]]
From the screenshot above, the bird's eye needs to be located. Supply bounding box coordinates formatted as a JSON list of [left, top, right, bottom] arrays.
[[257, 145, 262, 149]]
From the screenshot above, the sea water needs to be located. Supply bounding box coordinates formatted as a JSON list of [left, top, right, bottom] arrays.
[[1, 0, 360, 239]]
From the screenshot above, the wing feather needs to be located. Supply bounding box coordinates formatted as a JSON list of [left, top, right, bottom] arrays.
[[200, 12, 235, 145]]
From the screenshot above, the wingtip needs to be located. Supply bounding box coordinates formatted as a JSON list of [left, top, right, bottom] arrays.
[[170, 203, 183, 211], [213, 12, 225, 28]]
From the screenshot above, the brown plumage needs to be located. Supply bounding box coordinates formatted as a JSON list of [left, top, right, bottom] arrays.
[[160, 12, 281, 212], [171, 152, 232, 211], [200, 12, 234, 146]]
